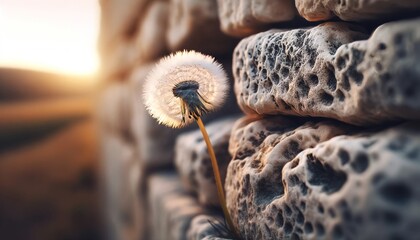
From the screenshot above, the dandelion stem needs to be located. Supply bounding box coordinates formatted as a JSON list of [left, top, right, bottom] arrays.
[[196, 117, 237, 237]]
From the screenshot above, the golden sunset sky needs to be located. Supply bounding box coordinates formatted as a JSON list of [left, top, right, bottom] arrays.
[[0, 0, 100, 76]]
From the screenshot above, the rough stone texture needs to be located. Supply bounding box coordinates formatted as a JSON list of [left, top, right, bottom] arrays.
[[187, 215, 233, 240], [134, 1, 169, 64], [148, 171, 227, 240], [227, 121, 420, 240], [175, 117, 237, 206], [295, 0, 420, 22], [98, 0, 420, 239], [167, 0, 237, 55], [234, 19, 420, 125], [217, 0, 297, 37], [226, 116, 352, 238]]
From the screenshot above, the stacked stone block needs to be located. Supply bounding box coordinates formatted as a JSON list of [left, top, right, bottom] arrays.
[[98, 0, 420, 239], [98, 0, 239, 239], [233, 19, 420, 125], [175, 117, 237, 206], [217, 0, 297, 37], [224, 7, 420, 240], [295, 0, 420, 22]]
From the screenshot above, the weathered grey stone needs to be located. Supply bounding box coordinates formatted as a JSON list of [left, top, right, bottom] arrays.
[[226, 116, 352, 238], [134, 1, 169, 63], [233, 19, 420, 125], [227, 121, 420, 240], [295, 0, 420, 21], [187, 215, 234, 240], [148, 171, 209, 240], [175, 117, 237, 206], [217, 0, 297, 37], [167, 0, 237, 55], [148, 171, 233, 240]]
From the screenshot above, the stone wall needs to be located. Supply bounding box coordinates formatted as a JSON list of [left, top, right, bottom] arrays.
[[98, 0, 420, 239]]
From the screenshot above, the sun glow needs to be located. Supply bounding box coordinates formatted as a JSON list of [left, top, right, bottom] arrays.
[[0, 0, 100, 76]]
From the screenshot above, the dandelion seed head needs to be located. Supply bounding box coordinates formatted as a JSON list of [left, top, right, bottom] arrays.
[[143, 50, 229, 128]]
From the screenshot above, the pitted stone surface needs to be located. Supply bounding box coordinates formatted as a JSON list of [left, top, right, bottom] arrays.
[[167, 0, 237, 55], [227, 121, 420, 239], [226, 116, 352, 239], [233, 19, 420, 125], [295, 0, 420, 21], [175, 117, 237, 206], [217, 0, 297, 37], [134, 1, 169, 63]]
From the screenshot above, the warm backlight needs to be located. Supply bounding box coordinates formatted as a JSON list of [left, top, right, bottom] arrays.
[[0, 0, 100, 76]]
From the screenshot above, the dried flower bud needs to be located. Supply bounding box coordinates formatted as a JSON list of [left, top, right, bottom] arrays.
[[143, 50, 229, 128]]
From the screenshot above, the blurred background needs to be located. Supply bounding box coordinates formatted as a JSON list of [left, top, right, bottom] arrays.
[[0, 0, 102, 239]]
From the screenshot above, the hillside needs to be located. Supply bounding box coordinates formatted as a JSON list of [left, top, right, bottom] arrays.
[[0, 67, 97, 102]]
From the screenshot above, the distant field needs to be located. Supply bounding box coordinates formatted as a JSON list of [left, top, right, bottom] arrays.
[[0, 97, 96, 152], [0, 96, 93, 126], [0, 67, 97, 102], [0, 118, 102, 240]]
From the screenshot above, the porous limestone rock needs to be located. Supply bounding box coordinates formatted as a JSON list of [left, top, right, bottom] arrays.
[[175, 117, 237, 206], [226, 121, 420, 240], [226, 115, 352, 238], [295, 0, 420, 22], [134, 1, 169, 63], [217, 0, 297, 37], [166, 0, 237, 55], [233, 19, 420, 125]]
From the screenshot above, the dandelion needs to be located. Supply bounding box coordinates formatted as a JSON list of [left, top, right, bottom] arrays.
[[143, 50, 229, 128], [143, 50, 237, 237]]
